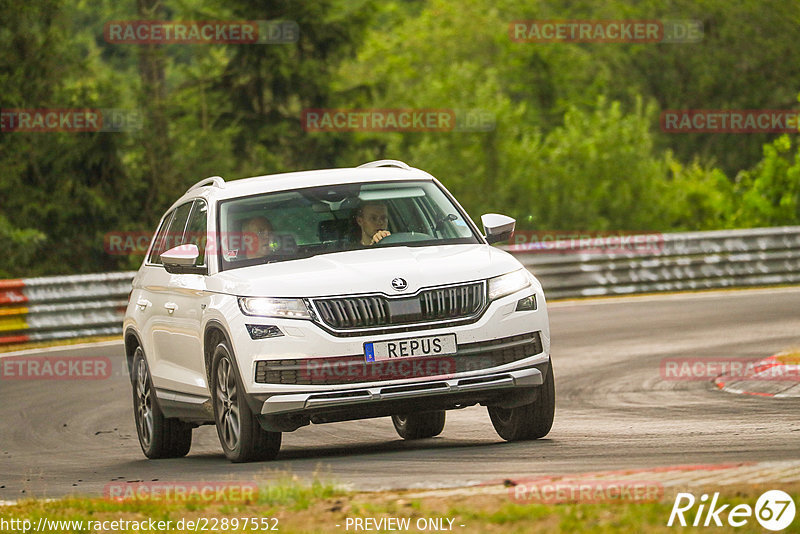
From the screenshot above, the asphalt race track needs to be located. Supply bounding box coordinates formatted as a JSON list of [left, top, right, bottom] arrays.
[[2, 287, 799, 500]]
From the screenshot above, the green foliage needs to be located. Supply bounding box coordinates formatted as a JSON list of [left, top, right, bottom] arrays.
[[0, 0, 375, 276], [662, 158, 734, 231], [0, 215, 46, 278], [1, 0, 799, 276], [0, 0, 131, 276], [733, 135, 800, 227], [512, 97, 669, 231]]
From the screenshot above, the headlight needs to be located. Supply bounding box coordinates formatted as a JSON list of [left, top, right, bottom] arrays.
[[488, 269, 532, 301], [238, 297, 311, 319]]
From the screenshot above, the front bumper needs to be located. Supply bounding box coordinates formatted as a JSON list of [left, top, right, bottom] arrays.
[[223, 283, 551, 396], [261, 365, 543, 415], [248, 358, 551, 432]]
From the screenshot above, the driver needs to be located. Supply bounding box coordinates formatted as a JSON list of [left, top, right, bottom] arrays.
[[355, 201, 391, 246]]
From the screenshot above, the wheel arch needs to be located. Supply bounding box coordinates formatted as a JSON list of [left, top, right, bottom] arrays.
[[123, 328, 144, 384], [203, 319, 234, 385]]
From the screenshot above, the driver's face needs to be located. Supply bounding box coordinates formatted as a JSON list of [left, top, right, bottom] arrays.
[[357, 204, 388, 238]]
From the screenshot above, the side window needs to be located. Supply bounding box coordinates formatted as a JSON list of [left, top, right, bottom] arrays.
[[150, 201, 193, 265], [184, 199, 208, 267], [147, 211, 175, 264]]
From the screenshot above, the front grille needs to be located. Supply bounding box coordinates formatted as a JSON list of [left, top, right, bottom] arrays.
[[254, 331, 542, 385], [312, 282, 485, 331]]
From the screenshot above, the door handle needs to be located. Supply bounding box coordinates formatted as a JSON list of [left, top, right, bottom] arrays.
[[164, 302, 178, 313], [136, 298, 151, 310]]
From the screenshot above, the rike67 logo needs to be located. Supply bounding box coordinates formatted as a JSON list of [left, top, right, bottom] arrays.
[[668, 490, 795, 530]]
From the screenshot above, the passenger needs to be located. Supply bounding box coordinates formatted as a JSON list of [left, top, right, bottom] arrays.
[[241, 216, 273, 259]]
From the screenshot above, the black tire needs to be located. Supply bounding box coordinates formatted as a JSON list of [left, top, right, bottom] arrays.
[[391, 411, 446, 440], [211, 341, 281, 463], [131, 346, 193, 458], [488, 359, 555, 441]]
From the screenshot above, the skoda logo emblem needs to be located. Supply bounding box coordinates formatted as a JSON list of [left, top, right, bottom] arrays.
[[391, 277, 408, 291]]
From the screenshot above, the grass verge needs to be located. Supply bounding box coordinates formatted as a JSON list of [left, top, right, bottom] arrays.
[[2, 480, 799, 533]]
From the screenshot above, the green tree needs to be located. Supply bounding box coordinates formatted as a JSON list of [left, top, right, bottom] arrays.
[[0, 215, 45, 278], [733, 135, 800, 227], [0, 0, 131, 276]]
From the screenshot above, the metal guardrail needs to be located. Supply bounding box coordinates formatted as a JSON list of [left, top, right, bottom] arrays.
[[0, 272, 135, 345], [0, 226, 798, 346], [514, 226, 800, 300]]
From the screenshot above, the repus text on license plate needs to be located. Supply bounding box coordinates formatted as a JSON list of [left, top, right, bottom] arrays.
[[364, 334, 457, 362]]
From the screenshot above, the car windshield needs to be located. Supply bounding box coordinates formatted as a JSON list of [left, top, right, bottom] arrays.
[[217, 180, 480, 270]]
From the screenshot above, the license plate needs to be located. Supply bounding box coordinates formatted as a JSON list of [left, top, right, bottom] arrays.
[[364, 334, 457, 362]]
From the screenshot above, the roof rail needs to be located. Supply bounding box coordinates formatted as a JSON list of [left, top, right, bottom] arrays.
[[357, 160, 412, 170], [186, 175, 225, 194]]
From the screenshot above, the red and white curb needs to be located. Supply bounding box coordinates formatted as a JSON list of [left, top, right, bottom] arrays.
[[401, 460, 800, 500], [714, 352, 800, 398]]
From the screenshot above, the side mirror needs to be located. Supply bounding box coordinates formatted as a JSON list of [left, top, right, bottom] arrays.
[[481, 213, 516, 244], [161, 244, 206, 274]]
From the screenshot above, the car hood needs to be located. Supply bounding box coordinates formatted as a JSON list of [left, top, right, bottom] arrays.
[[210, 244, 523, 297]]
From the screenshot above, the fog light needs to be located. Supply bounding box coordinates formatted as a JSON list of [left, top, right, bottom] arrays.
[[246, 324, 283, 340], [515, 295, 537, 311]]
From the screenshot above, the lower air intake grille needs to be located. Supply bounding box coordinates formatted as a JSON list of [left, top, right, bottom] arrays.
[[254, 331, 542, 385]]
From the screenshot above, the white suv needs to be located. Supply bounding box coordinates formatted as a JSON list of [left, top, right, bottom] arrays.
[[123, 160, 553, 463]]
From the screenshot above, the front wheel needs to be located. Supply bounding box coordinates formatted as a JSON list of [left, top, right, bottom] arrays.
[[391, 411, 446, 440], [211, 341, 281, 463], [131, 347, 193, 458], [488, 360, 555, 441]]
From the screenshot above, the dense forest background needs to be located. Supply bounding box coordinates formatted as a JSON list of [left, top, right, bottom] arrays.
[[2, 0, 800, 276]]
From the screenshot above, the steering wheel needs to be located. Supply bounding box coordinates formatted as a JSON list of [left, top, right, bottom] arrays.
[[374, 231, 433, 245]]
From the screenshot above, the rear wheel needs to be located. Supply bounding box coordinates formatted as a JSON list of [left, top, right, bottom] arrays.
[[211, 341, 281, 463], [131, 347, 193, 458], [391, 411, 446, 440], [488, 360, 555, 441]]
